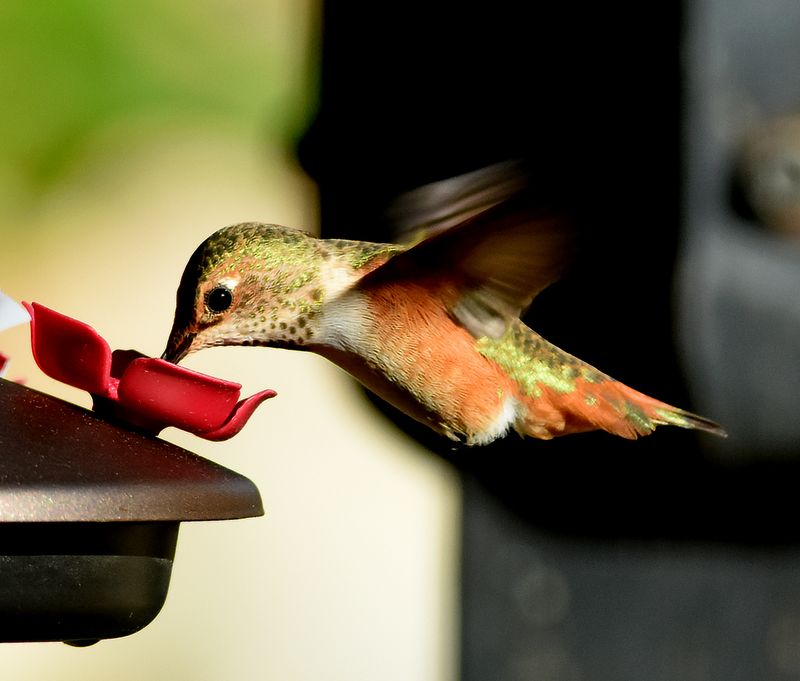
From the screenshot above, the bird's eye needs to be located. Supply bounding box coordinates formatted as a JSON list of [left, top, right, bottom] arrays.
[[206, 286, 233, 314]]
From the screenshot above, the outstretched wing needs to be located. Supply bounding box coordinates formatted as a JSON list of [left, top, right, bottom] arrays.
[[360, 161, 574, 339]]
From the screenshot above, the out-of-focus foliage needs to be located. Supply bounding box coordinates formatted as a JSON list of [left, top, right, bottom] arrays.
[[0, 0, 316, 197]]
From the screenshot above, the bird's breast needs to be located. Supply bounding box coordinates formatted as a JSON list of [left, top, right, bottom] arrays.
[[316, 281, 520, 443]]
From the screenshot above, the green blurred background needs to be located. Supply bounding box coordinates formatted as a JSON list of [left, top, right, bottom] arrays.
[[0, 0, 310, 202], [0, 2, 458, 679]]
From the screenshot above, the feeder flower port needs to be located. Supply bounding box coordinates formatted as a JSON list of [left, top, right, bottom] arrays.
[[23, 302, 275, 441]]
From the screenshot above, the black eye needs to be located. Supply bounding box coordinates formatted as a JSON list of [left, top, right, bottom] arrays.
[[206, 286, 233, 314]]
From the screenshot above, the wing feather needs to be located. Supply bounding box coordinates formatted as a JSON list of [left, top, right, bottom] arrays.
[[361, 162, 573, 339]]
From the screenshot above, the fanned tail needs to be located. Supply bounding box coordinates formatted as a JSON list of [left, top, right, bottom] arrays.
[[545, 378, 728, 440], [477, 322, 727, 441]]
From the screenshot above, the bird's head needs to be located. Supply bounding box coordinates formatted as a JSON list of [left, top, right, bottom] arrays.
[[162, 222, 324, 363]]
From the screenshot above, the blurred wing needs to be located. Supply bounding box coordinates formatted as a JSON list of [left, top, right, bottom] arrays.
[[362, 162, 573, 339], [385, 160, 531, 244]]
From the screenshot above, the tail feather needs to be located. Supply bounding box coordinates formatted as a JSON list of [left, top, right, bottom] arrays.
[[477, 321, 726, 441], [518, 376, 727, 440]]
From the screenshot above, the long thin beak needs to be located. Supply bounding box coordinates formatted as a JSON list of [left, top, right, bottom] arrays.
[[161, 330, 196, 363]]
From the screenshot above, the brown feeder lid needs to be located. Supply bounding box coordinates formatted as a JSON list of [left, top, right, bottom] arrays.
[[0, 378, 263, 523]]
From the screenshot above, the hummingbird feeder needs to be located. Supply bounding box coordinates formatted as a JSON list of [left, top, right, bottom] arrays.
[[0, 300, 275, 645]]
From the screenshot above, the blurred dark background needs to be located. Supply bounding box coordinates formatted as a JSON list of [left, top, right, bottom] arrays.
[[300, 3, 800, 679]]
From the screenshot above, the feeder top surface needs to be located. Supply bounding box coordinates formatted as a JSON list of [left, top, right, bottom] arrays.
[[0, 379, 264, 522]]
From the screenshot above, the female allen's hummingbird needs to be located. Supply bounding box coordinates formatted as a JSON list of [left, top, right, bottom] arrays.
[[162, 165, 725, 446]]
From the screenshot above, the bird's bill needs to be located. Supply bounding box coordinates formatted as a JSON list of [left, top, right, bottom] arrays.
[[161, 330, 197, 364]]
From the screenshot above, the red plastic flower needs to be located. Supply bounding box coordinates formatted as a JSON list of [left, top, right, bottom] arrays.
[[23, 302, 275, 440]]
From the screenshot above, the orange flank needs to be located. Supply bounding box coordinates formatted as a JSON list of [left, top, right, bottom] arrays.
[[347, 279, 517, 444]]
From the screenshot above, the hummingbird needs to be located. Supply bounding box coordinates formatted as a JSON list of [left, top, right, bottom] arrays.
[[162, 164, 725, 446]]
